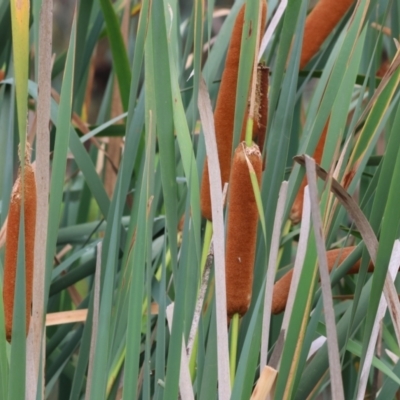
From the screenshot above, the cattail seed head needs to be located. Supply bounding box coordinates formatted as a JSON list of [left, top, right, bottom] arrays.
[[3, 160, 36, 341], [226, 143, 262, 318], [271, 246, 374, 314], [300, 0, 355, 70]]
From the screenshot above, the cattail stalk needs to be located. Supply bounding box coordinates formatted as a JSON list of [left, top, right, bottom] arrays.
[[3, 159, 37, 341], [300, 0, 354, 70], [271, 246, 374, 314], [201, 1, 267, 221], [226, 143, 262, 318]]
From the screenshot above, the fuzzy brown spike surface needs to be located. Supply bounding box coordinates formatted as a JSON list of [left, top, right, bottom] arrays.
[[201, 1, 267, 221], [300, 0, 355, 70], [225, 143, 262, 318], [271, 246, 374, 315], [3, 162, 37, 342]]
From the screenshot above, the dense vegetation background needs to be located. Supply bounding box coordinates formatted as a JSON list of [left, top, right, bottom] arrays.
[[1, 0, 400, 399]]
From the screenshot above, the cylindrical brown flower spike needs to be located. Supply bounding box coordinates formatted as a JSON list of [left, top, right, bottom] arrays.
[[271, 246, 374, 314], [300, 0, 355, 70], [201, 1, 267, 221], [226, 143, 262, 318], [3, 159, 37, 342]]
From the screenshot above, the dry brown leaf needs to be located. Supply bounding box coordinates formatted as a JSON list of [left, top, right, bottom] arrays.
[[250, 366, 278, 400], [46, 310, 88, 326]]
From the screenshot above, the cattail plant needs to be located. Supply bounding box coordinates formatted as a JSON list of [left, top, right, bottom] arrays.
[[201, 1, 267, 221], [271, 246, 374, 314], [300, 0, 355, 70], [3, 152, 37, 341], [290, 0, 355, 222], [291, 0, 354, 223], [225, 143, 262, 318]]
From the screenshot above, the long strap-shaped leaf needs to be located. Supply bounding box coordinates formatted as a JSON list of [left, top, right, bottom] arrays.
[[26, 0, 53, 398], [98, 0, 131, 111], [305, 157, 344, 400], [10, 0, 29, 150], [198, 76, 231, 399]]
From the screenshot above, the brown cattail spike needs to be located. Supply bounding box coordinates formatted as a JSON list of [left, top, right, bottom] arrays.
[[3, 159, 36, 341], [200, 2, 267, 221], [300, 0, 354, 70], [271, 246, 374, 314], [290, 121, 329, 224], [226, 143, 262, 318]]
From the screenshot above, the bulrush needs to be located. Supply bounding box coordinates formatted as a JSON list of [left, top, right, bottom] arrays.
[[226, 143, 262, 318], [3, 154, 37, 341], [271, 246, 374, 314], [300, 0, 355, 70], [291, 0, 355, 222], [201, 1, 267, 221]]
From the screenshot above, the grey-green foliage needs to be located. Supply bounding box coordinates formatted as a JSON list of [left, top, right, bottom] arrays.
[[1, 0, 400, 398]]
